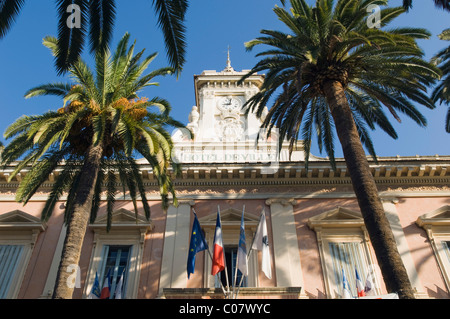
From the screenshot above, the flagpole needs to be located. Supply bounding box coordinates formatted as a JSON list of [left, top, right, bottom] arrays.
[[232, 205, 246, 299], [233, 247, 253, 298], [235, 209, 265, 299], [246, 210, 265, 260], [232, 239, 239, 298], [234, 265, 246, 299], [206, 244, 228, 297], [245, 209, 266, 260], [218, 206, 231, 298], [193, 208, 229, 298]]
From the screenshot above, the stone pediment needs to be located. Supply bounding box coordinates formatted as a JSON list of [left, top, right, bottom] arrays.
[[416, 205, 450, 228], [307, 206, 364, 230], [90, 208, 153, 232], [199, 208, 260, 227], [0, 210, 46, 232]]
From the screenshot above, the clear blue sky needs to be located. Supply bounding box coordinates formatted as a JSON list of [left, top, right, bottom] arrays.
[[0, 0, 449, 158]]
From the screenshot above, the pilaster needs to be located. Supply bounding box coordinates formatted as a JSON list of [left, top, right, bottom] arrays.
[[159, 200, 195, 296], [265, 198, 306, 297], [381, 197, 429, 298]]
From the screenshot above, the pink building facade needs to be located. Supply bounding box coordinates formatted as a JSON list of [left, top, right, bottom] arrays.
[[0, 64, 449, 299]]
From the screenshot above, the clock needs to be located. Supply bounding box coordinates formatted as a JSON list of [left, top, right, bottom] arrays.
[[218, 96, 241, 112]]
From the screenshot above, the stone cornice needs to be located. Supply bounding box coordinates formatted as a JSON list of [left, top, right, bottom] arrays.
[[0, 156, 448, 194]]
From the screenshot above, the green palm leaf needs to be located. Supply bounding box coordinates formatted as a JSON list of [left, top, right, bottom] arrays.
[[152, 0, 188, 77], [2, 1, 187, 75], [432, 28, 450, 132], [0, 0, 26, 38]]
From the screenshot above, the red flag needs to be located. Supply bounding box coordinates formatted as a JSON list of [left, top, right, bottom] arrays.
[[100, 269, 111, 299], [211, 211, 225, 276], [356, 268, 366, 297]]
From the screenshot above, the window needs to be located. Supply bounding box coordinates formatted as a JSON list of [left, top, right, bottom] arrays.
[[84, 209, 153, 299], [443, 241, 450, 264], [328, 241, 374, 298], [215, 246, 247, 289], [199, 208, 259, 289], [308, 207, 380, 299], [0, 210, 45, 299], [0, 245, 25, 299], [99, 245, 132, 299], [417, 205, 450, 292]]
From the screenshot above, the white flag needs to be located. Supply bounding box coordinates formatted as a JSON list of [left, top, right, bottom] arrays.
[[115, 272, 124, 299], [252, 210, 272, 279], [364, 271, 376, 296]]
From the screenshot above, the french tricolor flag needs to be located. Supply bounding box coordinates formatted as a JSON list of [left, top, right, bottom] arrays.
[[356, 268, 366, 297], [211, 210, 225, 276], [100, 269, 111, 299]]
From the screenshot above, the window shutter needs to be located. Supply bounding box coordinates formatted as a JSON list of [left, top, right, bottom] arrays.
[[0, 245, 24, 299]]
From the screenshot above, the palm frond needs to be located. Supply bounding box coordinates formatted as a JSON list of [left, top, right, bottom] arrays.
[[88, 0, 116, 54], [24, 83, 73, 99], [152, 0, 188, 77], [0, 0, 26, 39], [243, 0, 440, 170], [3, 32, 180, 235], [41, 158, 82, 221], [54, 0, 88, 75]]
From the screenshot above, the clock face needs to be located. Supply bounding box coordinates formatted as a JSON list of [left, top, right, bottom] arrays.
[[218, 96, 240, 112]]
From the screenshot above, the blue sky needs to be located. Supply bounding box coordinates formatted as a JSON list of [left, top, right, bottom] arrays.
[[0, 0, 449, 158]]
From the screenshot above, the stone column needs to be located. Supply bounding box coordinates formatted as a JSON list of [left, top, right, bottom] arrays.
[[159, 200, 194, 296], [266, 198, 305, 293]]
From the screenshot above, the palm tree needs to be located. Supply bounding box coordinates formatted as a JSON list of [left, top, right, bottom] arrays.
[[0, 0, 187, 76], [241, 0, 440, 299], [402, 0, 450, 11], [1, 32, 184, 299], [432, 28, 450, 132]]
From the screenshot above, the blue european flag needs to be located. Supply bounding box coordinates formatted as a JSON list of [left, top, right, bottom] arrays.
[[187, 213, 208, 278], [88, 272, 101, 299]]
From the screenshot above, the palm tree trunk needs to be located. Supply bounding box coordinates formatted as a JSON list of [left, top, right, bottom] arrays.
[[52, 143, 104, 299], [322, 80, 416, 299]]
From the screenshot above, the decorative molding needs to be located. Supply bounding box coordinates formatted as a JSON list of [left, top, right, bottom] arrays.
[[0, 210, 46, 247], [89, 208, 154, 235], [265, 198, 298, 206], [162, 287, 302, 299], [415, 205, 450, 293], [416, 205, 450, 229], [307, 206, 366, 232], [0, 157, 448, 195], [199, 207, 259, 228], [177, 200, 196, 207]]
